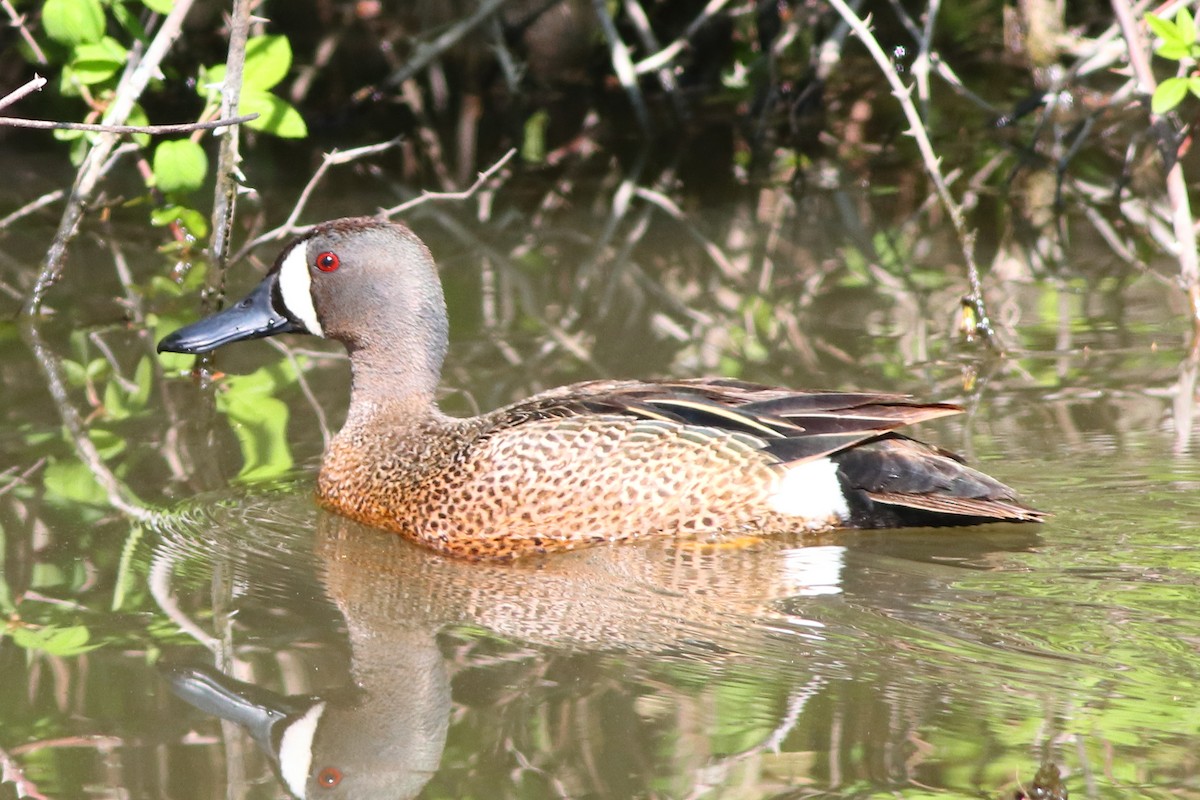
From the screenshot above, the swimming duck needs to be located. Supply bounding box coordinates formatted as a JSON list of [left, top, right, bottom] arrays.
[[158, 216, 1043, 559]]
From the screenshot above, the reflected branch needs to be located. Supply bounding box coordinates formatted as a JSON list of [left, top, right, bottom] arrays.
[[0, 742, 49, 799], [19, 320, 157, 524]]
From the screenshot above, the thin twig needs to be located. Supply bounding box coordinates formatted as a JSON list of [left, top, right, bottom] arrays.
[[0, 458, 47, 501], [828, 0, 999, 347], [379, 147, 517, 218], [0, 74, 46, 111], [0, 112, 257, 133], [23, 0, 198, 316], [1, 2, 46, 65], [633, 0, 734, 74], [0, 189, 64, 232]]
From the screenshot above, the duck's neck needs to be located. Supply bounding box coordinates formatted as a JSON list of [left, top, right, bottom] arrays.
[[340, 302, 450, 431]]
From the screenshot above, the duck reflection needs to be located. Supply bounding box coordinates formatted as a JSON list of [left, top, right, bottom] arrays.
[[160, 511, 1039, 799]]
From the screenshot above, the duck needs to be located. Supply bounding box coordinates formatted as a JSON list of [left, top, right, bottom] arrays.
[[158, 216, 1044, 559]]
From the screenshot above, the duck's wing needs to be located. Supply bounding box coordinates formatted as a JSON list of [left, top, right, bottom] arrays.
[[497, 378, 959, 460]]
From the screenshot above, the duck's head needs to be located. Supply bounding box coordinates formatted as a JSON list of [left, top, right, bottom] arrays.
[[158, 217, 449, 395]]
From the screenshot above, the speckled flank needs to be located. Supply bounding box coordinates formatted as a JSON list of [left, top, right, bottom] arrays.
[[317, 404, 848, 559]]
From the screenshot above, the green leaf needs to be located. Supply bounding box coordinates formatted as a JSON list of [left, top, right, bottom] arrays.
[[1179, 8, 1195, 45], [216, 363, 300, 483], [43, 459, 107, 507], [150, 204, 209, 238], [243, 35, 293, 91], [1153, 77, 1190, 114], [127, 103, 151, 147], [1189, 77, 1200, 98], [70, 37, 127, 85], [152, 139, 208, 194], [111, 1, 147, 42], [1146, 12, 1183, 46], [42, 0, 106, 45], [522, 110, 549, 164], [240, 91, 307, 138], [10, 624, 100, 656], [141, 0, 175, 12], [1157, 41, 1191, 60]]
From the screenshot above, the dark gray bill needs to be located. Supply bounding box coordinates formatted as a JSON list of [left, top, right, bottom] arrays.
[[157, 274, 304, 354]]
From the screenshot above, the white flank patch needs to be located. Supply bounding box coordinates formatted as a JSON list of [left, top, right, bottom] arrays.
[[277, 245, 324, 337], [279, 701, 327, 799], [767, 457, 850, 522]]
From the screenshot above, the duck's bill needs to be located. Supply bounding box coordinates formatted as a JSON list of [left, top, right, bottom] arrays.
[[157, 275, 303, 354]]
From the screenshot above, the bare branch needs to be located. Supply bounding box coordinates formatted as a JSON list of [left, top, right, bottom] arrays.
[[633, 0, 733, 74], [0, 741, 48, 800], [0, 74, 46, 112], [0, 189, 65, 233], [373, 0, 508, 92], [0, 112, 257, 134], [206, 0, 256, 327], [379, 147, 517, 217], [19, 319, 158, 524]]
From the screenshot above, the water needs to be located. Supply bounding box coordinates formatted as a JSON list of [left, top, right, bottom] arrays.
[[1, 170, 1198, 799]]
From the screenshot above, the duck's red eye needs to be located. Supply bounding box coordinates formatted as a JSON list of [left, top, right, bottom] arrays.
[[316, 252, 340, 272], [316, 766, 342, 788]]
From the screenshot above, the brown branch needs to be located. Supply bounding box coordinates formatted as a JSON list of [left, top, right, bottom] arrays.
[[0, 112, 257, 134]]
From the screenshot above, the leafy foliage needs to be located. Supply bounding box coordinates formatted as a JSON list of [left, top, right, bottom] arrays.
[[1146, 8, 1200, 114]]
